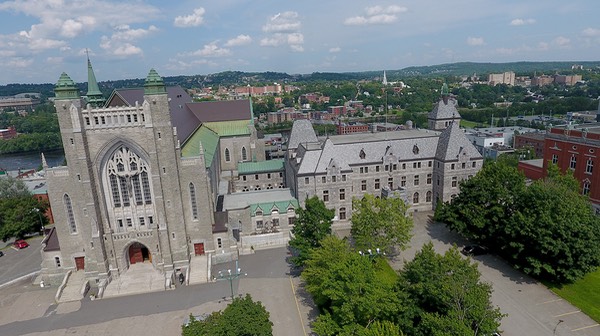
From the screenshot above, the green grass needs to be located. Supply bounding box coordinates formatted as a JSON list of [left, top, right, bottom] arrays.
[[547, 268, 600, 323], [460, 119, 480, 128], [375, 257, 399, 287]]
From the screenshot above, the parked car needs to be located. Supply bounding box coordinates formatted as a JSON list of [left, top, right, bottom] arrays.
[[0, 251, 4, 257], [461, 245, 487, 256], [13, 240, 29, 249]]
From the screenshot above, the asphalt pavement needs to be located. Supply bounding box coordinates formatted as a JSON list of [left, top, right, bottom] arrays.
[[0, 236, 43, 287]]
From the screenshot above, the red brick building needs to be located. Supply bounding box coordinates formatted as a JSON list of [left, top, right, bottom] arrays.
[[514, 132, 546, 158], [337, 122, 368, 135], [520, 123, 600, 213], [0, 126, 17, 140]]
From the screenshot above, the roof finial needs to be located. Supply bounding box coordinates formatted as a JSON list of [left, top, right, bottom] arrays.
[[41, 152, 48, 169], [441, 83, 449, 104]]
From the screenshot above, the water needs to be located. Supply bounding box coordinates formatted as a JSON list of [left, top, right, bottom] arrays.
[[0, 150, 65, 171]]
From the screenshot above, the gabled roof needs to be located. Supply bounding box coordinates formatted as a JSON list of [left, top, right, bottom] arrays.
[[288, 119, 318, 150], [435, 122, 482, 161], [181, 125, 220, 168], [105, 86, 197, 144], [186, 100, 252, 123], [428, 97, 461, 121], [250, 199, 299, 217], [42, 226, 60, 252], [238, 159, 284, 174]]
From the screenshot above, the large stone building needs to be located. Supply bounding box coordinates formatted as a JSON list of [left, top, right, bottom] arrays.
[[285, 90, 483, 226], [40, 61, 266, 292]]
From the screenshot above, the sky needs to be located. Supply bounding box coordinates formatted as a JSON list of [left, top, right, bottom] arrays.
[[0, 0, 599, 85]]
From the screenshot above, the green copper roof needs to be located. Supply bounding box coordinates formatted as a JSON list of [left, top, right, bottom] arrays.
[[250, 199, 299, 217], [86, 58, 105, 107], [181, 125, 219, 168], [144, 68, 166, 95], [54, 72, 80, 99], [204, 120, 251, 137], [441, 83, 449, 96], [238, 159, 284, 174]]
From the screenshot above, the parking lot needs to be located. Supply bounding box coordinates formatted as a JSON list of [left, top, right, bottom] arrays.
[[393, 211, 600, 336]]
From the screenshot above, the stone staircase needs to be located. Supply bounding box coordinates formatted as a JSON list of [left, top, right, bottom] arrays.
[[102, 263, 166, 298], [188, 255, 209, 285], [57, 271, 85, 303]]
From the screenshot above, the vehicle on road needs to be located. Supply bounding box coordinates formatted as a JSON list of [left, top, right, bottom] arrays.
[[13, 240, 29, 249], [461, 245, 487, 256], [0, 251, 4, 257]]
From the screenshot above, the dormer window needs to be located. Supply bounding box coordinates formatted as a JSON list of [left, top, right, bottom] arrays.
[[359, 149, 366, 159], [413, 144, 419, 155]]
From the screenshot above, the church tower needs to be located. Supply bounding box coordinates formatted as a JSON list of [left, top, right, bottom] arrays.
[[85, 56, 105, 108], [428, 83, 461, 131]]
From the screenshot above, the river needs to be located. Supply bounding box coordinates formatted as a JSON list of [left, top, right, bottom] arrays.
[[0, 150, 65, 171]]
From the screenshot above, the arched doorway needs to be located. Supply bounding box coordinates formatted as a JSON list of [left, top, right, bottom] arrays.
[[127, 242, 152, 265]]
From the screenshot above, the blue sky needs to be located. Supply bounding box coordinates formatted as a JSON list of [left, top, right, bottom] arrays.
[[0, 0, 599, 85]]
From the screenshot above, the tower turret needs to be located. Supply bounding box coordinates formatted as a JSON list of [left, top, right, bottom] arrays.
[[85, 56, 105, 107]]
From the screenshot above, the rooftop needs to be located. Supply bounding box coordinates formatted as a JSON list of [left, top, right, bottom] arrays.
[[326, 128, 439, 145], [238, 159, 284, 174], [223, 188, 295, 211]]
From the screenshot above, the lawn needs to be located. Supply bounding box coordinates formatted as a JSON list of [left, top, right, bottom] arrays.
[[460, 119, 480, 129], [547, 268, 600, 323]]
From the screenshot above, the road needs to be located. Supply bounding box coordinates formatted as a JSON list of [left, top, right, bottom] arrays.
[[0, 247, 313, 336], [0, 236, 43, 286]]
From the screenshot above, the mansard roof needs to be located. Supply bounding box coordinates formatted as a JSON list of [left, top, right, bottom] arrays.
[[435, 122, 482, 161], [428, 96, 461, 121], [185, 100, 252, 123], [296, 130, 440, 175], [288, 119, 318, 150]]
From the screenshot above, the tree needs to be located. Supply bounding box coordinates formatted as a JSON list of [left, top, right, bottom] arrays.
[[288, 196, 335, 266], [0, 176, 48, 240], [351, 194, 413, 254], [182, 294, 273, 336], [303, 236, 405, 335], [399, 243, 503, 336]]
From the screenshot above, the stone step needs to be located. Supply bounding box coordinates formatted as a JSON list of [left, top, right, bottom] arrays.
[[188, 255, 209, 285], [57, 272, 85, 303]]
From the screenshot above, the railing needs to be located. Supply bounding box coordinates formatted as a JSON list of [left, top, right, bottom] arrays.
[[112, 230, 154, 240]]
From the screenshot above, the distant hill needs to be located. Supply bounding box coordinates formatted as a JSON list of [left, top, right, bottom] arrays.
[[1, 61, 598, 98]]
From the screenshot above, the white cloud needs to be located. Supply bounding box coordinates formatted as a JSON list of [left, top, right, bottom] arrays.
[[510, 18, 535, 26], [46, 56, 63, 64], [582, 27, 600, 37], [225, 34, 252, 47], [260, 11, 304, 52], [7, 57, 33, 68], [467, 37, 484, 46], [553, 36, 570, 47], [262, 11, 300, 33], [329, 47, 341, 53], [190, 43, 231, 57], [174, 8, 205, 28], [344, 5, 407, 26], [100, 25, 157, 57]]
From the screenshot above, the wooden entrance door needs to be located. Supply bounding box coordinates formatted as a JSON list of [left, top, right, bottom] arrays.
[[194, 243, 205, 255], [74, 257, 85, 271], [128, 243, 144, 264]]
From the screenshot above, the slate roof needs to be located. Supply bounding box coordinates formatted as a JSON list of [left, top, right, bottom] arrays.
[[435, 122, 482, 161], [238, 159, 284, 174], [223, 188, 296, 211], [106, 86, 197, 144], [186, 100, 252, 123], [428, 97, 461, 120], [288, 119, 318, 149], [42, 226, 60, 252], [181, 125, 220, 168]]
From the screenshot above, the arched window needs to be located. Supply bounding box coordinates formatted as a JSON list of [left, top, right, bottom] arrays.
[[426, 191, 432, 202], [339, 207, 346, 220], [225, 148, 231, 162], [413, 192, 419, 204], [241, 147, 247, 161], [189, 183, 198, 220], [64, 194, 77, 233], [106, 147, 152, 207]]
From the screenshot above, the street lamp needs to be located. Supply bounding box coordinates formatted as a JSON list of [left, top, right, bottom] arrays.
[[32, 208, 44, 233], [358, 248, 384, 262], [215, 259, 247, 301]]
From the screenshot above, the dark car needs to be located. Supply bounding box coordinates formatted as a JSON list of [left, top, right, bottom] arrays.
[[461, 245, 487, 256], [13, 239, 29, 249], [0, 251, 4, 257]]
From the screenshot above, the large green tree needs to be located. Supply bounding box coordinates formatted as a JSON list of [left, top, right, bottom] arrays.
[[182, 294, 273, 336], [436, 162, 600, 283], [0, 176, 47, 240], [288, 196, 335, 266], [399, 243, 503, 336], [302, 236, 406, 335], [351, 194, 413, 254]]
